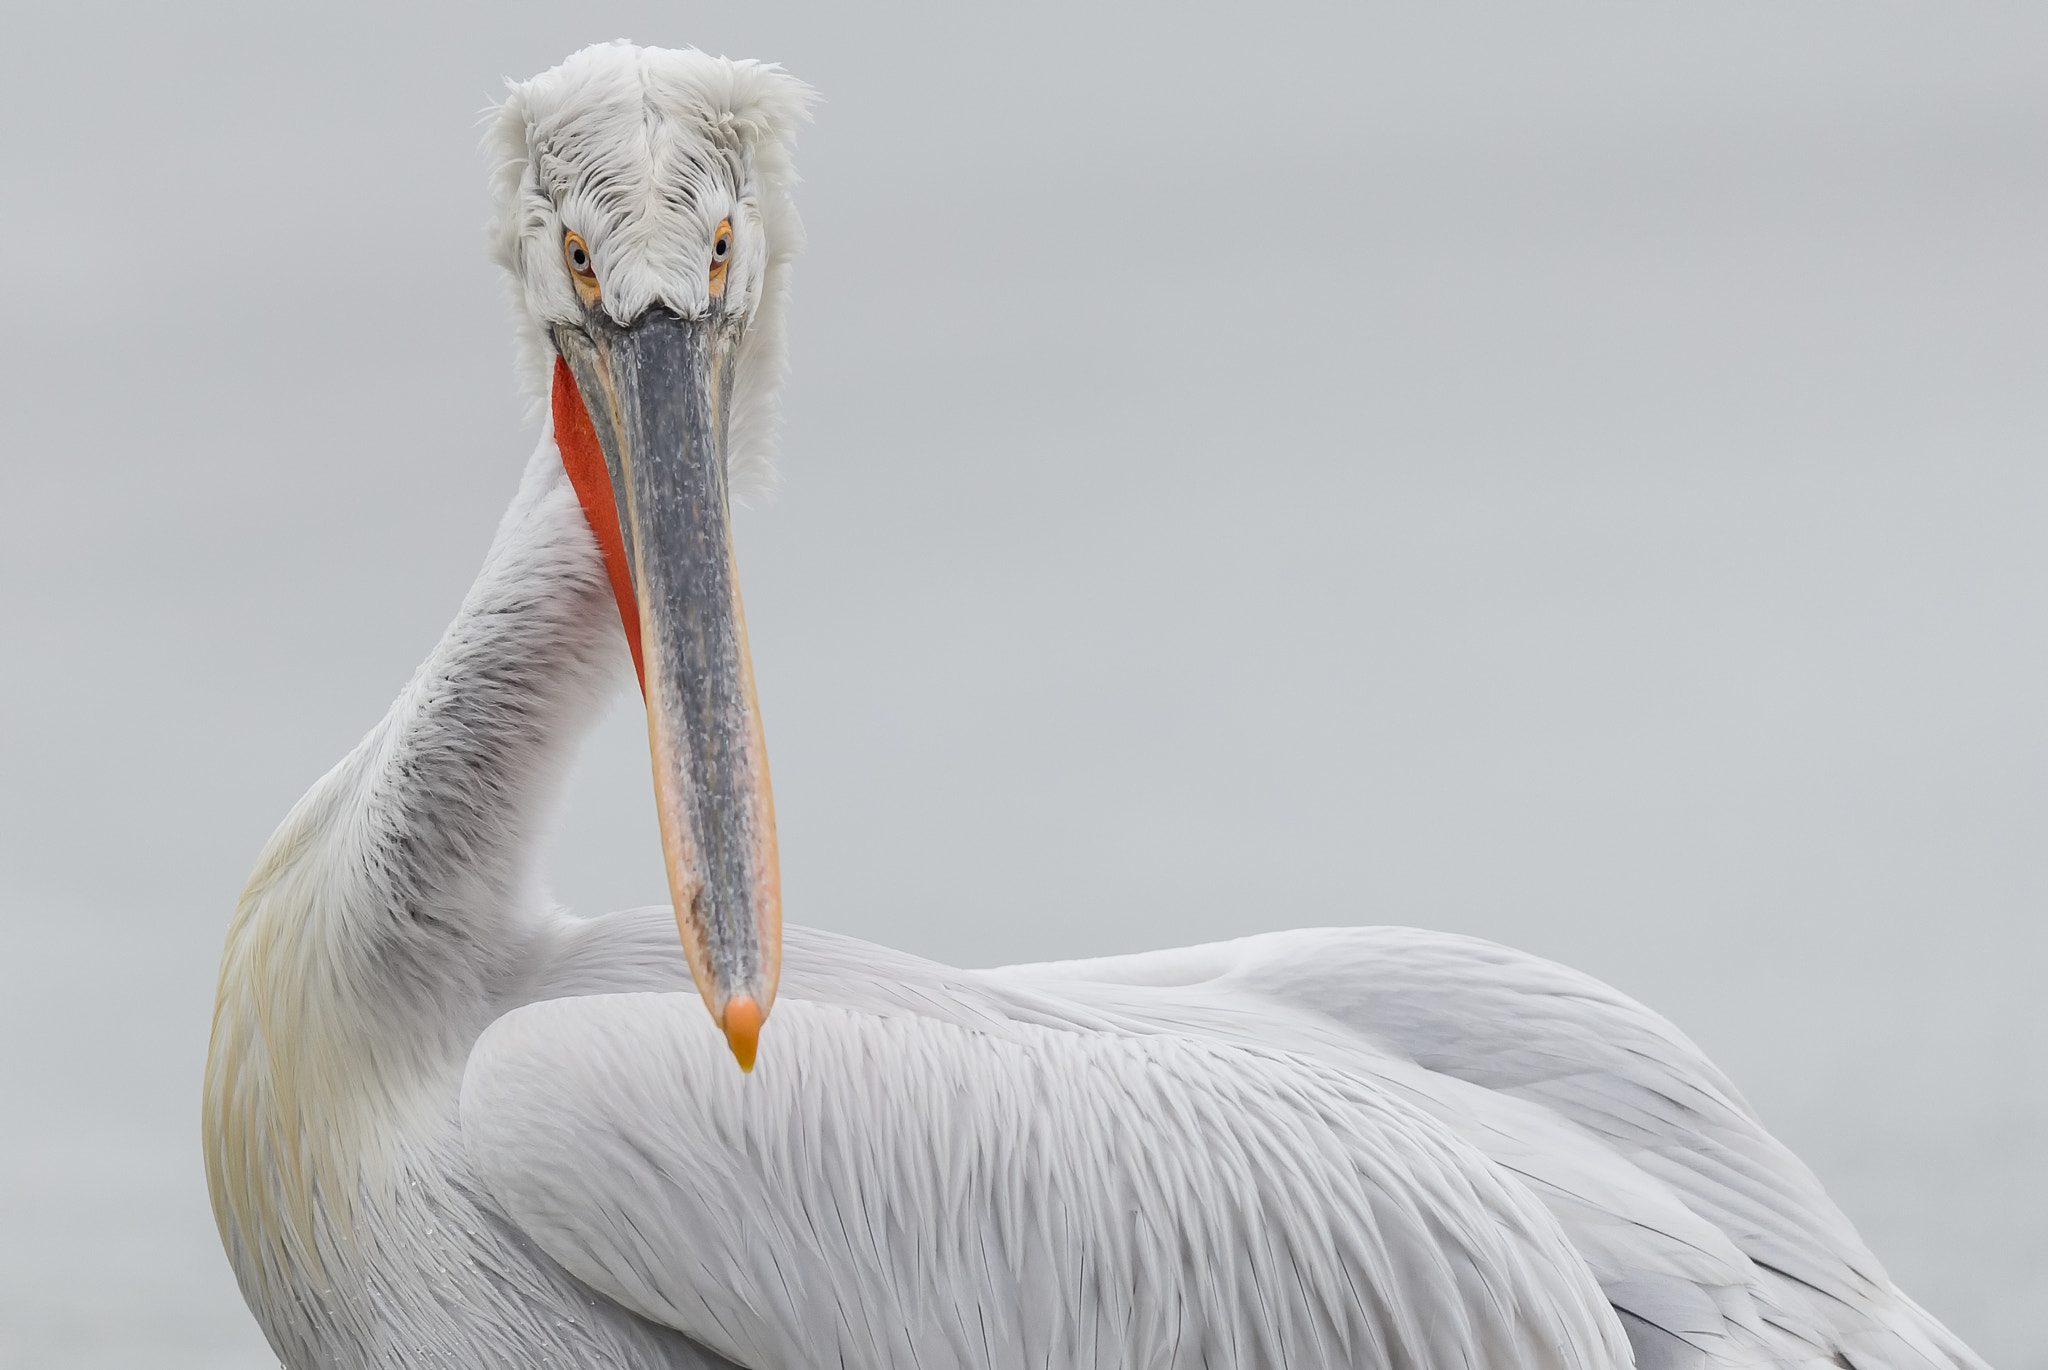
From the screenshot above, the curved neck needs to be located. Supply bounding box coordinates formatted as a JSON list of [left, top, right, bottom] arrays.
[[214, 415, 629, 1082], [205, 407, 634, 1318], [344, 428, 628, 975]]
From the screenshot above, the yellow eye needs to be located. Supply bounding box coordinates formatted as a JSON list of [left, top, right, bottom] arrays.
[[562, 231, 600, 304], [708, 218, 733, 297]]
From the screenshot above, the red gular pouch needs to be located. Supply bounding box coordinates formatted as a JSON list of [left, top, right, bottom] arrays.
[[552, 356, 646, 695]]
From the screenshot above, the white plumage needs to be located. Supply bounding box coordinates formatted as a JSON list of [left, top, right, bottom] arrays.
[[203, 41, 1992, 1370]]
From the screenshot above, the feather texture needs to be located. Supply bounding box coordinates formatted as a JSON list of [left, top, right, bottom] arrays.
[[204, 40, 1994, 1370], [486, 42, 812, 498], [205, 422, 1993, 1370], [462, 977, 1629, 1369]]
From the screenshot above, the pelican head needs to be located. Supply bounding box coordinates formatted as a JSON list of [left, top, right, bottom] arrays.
[[489, 44, 813, 1069]]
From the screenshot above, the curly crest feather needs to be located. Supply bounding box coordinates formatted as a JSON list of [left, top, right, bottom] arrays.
[[486, 42, 814, 499]]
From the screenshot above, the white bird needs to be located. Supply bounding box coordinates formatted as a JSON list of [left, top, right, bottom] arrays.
[[203, 41, 1992, 1370]]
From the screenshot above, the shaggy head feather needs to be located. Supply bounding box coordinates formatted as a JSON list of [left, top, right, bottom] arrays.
[[487, 42, 814, 497]]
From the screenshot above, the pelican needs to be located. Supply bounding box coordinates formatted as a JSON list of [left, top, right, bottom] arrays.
[[203, 41, 1991, 1370]]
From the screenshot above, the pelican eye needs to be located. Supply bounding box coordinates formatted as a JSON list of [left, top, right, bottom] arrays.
[[708, 218, 733, 296], [562, 231, 600, 304]]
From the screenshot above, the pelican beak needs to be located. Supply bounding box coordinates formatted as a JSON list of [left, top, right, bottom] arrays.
[[551, 309, 779, 1071]]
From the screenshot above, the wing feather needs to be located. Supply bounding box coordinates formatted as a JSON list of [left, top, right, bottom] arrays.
[[994, 926, 1987, 1370], [490, 916, 1983, 1368], [462, 985, 1632, 1370]]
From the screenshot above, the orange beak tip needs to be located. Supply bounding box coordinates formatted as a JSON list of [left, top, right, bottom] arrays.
[[722, 995, 764, 1073]]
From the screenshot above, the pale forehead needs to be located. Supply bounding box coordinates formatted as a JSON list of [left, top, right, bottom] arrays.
[[518, 49, 746, 219]]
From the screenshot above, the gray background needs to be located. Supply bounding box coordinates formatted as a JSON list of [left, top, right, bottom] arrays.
[[1, 3, 2041, 1365]]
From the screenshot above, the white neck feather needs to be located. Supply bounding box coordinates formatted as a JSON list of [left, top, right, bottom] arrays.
[[204, 417, 625, 1297], [203, 44, 812, 1351]]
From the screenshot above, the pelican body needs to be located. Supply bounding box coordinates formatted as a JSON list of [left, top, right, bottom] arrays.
[[204, 42, 1991, 1370]]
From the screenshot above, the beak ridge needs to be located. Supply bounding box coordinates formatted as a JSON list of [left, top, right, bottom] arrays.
[[553, 310, 781, 1068]]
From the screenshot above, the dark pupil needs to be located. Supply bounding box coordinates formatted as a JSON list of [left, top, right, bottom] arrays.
[[716, 237, 729, 257], [573, 247, 587, 267]]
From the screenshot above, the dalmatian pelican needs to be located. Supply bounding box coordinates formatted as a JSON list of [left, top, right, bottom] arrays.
[[202, 40, 1992, 1370]]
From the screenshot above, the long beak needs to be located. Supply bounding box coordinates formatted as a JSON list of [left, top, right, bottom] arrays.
[[552, 309, 779, 1071]]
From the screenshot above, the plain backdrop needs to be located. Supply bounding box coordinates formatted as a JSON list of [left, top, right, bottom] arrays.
[[1, 4, 2042, 1366]]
